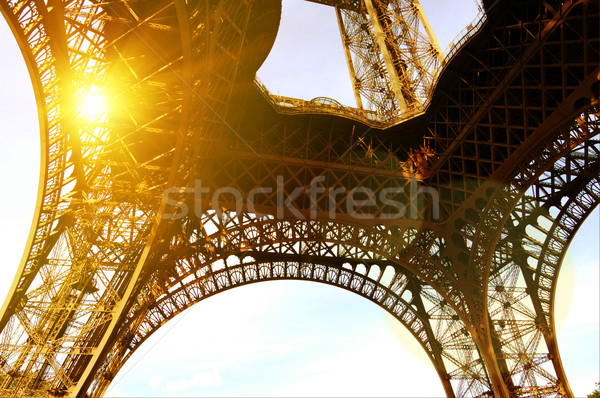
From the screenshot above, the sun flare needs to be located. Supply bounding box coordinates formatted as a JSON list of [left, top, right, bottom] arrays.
[[78, 86, 107, 120]]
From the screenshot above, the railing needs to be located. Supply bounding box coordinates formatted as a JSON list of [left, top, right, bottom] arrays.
[[254, 79, 390, 128], [423, 3, 489, 107], [444, 3, 487, 67]]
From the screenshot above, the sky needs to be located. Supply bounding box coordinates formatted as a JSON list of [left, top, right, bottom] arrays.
[[0, 0, 598, 397]]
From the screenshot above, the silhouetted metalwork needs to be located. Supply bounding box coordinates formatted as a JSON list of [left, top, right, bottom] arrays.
[[0, 0, 597, 397]]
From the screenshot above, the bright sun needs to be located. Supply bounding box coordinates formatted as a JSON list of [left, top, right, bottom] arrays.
[[78, 86, 107, 120]]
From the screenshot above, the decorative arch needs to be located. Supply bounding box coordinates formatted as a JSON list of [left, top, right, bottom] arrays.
[[158, 214, 468, 318], [91, 255, 495, 398], [0, 0, 596, 396], [463, 106, 599, 396], [491, 138, 600, 393]]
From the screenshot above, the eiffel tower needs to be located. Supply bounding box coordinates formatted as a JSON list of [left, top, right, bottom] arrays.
[[0, 0, 598, 396]]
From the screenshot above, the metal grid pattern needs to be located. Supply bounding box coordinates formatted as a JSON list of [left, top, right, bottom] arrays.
[[0, 0, 597, 397]]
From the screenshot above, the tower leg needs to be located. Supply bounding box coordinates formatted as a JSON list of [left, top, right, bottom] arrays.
[[546, 332, 574, 398], [363, 0, 410, 112], [335, 5, 364, 109], [474, 328, 512, 397]]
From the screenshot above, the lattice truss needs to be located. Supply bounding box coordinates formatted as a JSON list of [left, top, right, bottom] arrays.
[[0, 0, 261, 395], [331, 0, 445, 119], [90, 108, 600, 398], [0, 0, 597, 397], [0, 0, 188, 394]]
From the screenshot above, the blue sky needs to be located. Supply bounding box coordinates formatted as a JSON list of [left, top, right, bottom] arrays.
[[0, 0, 597, 396]]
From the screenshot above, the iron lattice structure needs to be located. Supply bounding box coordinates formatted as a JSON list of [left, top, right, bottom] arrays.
[[0, 0, 598, 396]]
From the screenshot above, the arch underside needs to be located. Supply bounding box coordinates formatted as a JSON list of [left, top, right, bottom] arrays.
[[95, 234, 488, 398], [94, 110, 599, 397], [485, 124, 600, 395], [0, 0, 597, 397]]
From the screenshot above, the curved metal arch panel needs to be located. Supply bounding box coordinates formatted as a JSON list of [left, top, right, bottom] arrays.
[[529, 138, 600, 324], [0, 0, 70, 333], [99, 208, 499, 397], [153, 212, 469, 321], [0, 0, 195, 395], [465, 109, 599, 396], [93, 257, 495, 398]]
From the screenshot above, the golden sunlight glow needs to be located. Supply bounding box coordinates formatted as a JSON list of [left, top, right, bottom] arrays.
[[77, 85, 107, 120]]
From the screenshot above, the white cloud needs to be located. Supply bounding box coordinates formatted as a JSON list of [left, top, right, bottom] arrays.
[[161, 370, 223, 394], [148, 374, 164, 389], [263, 326, 443, 397], [102, 387, 132, 398]]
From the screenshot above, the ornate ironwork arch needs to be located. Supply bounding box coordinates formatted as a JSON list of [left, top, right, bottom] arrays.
[[0, 0, 597, 396], [92, 254, 494, 398], [459, 106, 599, 395]]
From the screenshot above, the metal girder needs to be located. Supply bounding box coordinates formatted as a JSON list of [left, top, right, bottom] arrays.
[[0, 0, 597, 397], [333, 0, 446, 121], [0, 0, 190, 395]]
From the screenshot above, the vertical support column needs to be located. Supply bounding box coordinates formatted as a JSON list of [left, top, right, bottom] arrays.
[[488, 317, 516, 393], [413, 0, 446, 65], [515, 228, 575, 397], [407, 281, 456, 398], [363, 0, 410, 112], [335, 5, 364, 109], [46, 0, 86, 187], [470, 318, 512, 397], [520, 249, 574, 397], [545, 332, 574, 398]]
